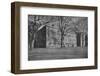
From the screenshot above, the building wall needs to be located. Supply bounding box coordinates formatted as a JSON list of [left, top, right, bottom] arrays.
[[46, 21, 61, 48]]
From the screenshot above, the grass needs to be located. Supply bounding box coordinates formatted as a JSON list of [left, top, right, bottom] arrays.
[[28, 47, 88, 60]]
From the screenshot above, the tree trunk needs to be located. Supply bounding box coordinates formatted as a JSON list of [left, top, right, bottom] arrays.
[[59, 17, 64, 48], [76, 33, 81, 47], [85, 34, 88, 47], [61, 32, 64, 48], [61, 33, 63, 48]]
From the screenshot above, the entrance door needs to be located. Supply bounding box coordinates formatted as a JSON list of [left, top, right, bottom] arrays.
[[34, 26, 46, 48]]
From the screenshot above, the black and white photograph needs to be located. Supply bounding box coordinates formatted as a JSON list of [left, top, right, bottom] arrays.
[[11, 2, 97, 73], [28, 15, 88, 60]]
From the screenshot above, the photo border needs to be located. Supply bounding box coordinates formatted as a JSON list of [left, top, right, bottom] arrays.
[[11, 2, 98, 74]]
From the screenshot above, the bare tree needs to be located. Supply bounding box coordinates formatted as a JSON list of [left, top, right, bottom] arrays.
[[58, 16, 73, 48]]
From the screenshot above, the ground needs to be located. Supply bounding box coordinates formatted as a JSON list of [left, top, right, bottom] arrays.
[[28, 47, 88, 60]]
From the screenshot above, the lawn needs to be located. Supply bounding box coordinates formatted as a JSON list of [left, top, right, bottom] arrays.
[[28, 47, 88, 60]]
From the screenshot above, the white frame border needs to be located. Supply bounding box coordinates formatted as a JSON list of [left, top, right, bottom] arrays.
[[20, 6, 95, 70]]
